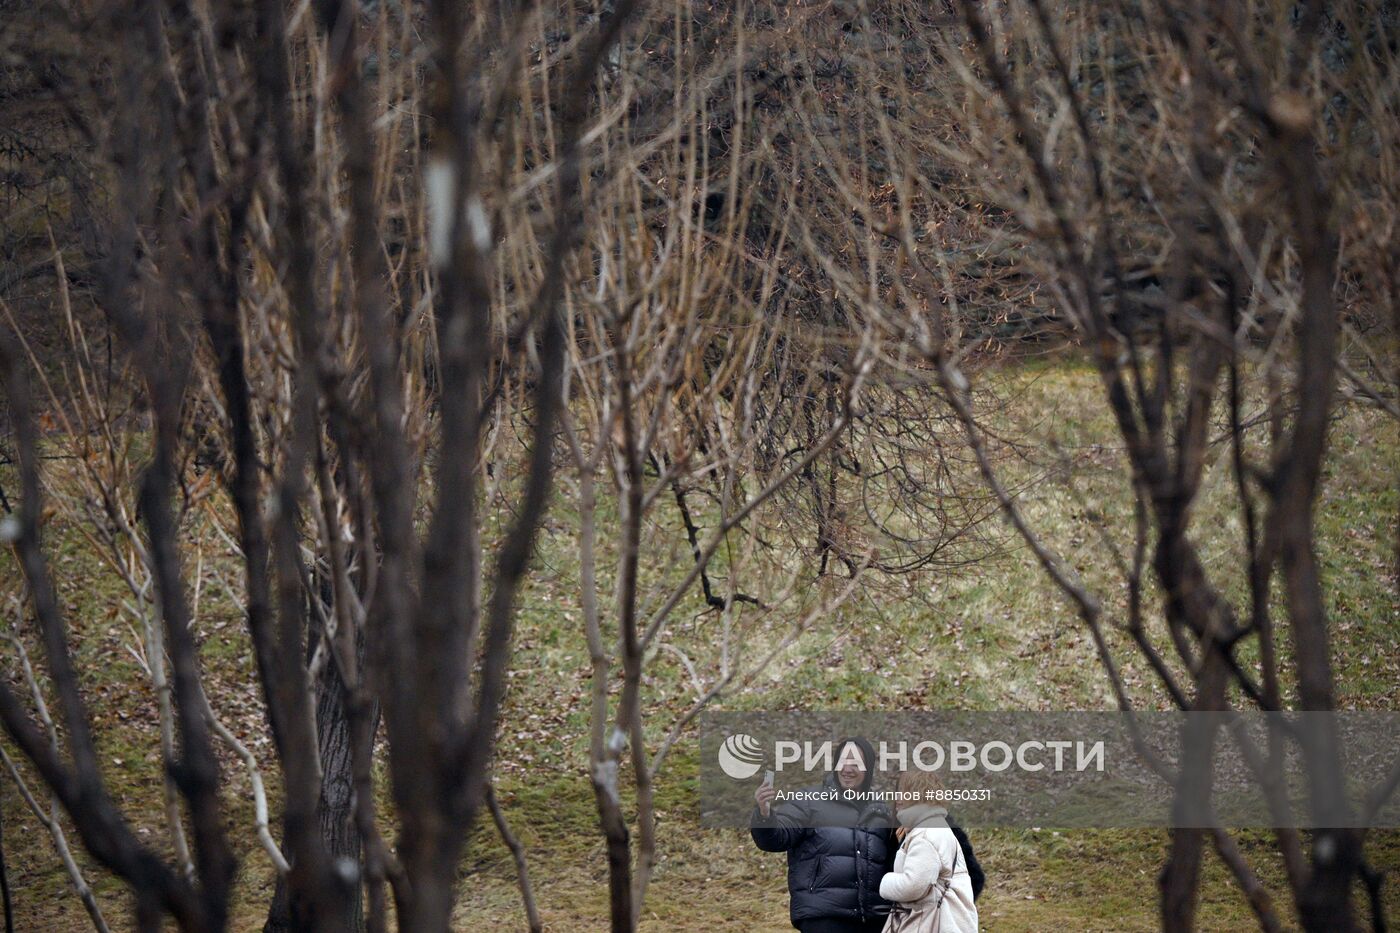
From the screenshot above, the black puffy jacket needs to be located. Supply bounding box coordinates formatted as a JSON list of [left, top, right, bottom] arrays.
[[949, 820, 985, 901], [750, 773, 895, 927]]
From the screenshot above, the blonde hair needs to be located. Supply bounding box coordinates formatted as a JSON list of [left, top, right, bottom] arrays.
[[894, 768, 944, 813]]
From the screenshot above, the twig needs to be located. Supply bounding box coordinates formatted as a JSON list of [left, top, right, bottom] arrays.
[[486, 783, 542, 933]]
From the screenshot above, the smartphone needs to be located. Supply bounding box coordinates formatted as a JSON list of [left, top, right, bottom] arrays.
[[761, 769, 775, 788]]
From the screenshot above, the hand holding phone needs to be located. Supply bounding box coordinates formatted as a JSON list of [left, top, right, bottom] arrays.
[[754, 769, 777, 817]]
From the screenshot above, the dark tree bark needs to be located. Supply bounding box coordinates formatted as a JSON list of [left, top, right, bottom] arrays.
[[264, 652, 362, 933], [0, 780, 13, 933]]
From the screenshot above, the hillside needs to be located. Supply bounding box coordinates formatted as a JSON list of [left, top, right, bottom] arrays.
[[3, 359, 1396, 931]]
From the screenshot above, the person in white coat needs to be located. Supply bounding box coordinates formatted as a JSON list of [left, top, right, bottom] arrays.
[[878, 770, 978, 933]]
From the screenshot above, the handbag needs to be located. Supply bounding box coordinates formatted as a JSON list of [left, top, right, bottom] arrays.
[[882, 834, 960, 933]]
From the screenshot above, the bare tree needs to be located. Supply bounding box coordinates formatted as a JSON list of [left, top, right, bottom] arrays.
[[0, 0, 641, 930], [546, 8, 1004, 927], [781, 0, 1398, 930], [3, 1, 1393, 931]]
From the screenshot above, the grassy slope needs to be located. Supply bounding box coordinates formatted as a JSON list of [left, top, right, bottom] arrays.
[[2, 358, 1396, 931]]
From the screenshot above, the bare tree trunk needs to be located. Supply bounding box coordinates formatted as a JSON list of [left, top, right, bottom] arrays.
[[0, 784, 11, 933], [1159, 651, 1228, 933], [264, 655, 362, 933], [578, 452, 635, 933]]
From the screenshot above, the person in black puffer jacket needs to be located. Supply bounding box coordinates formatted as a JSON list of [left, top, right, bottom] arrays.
[[751, 737, 893, 933]]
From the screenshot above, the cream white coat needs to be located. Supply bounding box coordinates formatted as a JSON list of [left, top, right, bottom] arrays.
[[878, 805, 978, 933]]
